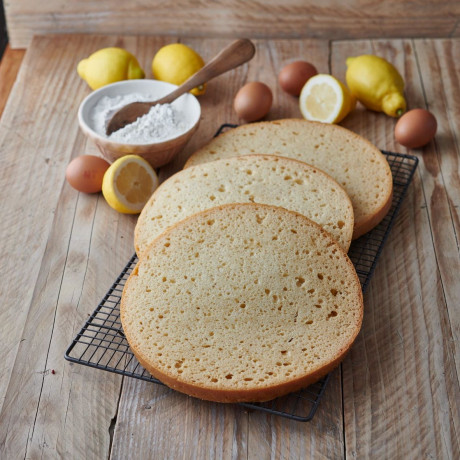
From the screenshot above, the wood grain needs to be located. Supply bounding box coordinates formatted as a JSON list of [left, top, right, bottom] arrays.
[[0, 34, 138, 459], [412, 39, 460, 378], [0, 34, 458, 459], [111, 378, 248, 460], [0, 46, 25, 119], [4, 0, 460, 49], [332, 38, 460, 459]]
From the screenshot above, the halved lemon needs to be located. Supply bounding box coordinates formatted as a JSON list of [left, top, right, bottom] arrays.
[[299, 74, 356, 124], [102, 155, 159, 214]]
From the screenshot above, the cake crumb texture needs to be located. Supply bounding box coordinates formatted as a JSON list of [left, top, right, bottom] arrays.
[[184, 119, 393, 239], [135, 154, 354, 256], [121, 203, 363, 403]]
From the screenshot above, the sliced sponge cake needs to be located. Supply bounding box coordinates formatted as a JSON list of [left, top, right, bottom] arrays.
[[135, 154, 354, 256], [121, 203, 363, 403], [184, 119, 393, 239]]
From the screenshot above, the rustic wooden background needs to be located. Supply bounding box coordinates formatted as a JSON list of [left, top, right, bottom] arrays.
[[4, 0, 460, 49], [0, 34, 458, 459]]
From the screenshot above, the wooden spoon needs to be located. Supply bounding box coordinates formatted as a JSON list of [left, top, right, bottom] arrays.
[[106, 39, 256, 135]]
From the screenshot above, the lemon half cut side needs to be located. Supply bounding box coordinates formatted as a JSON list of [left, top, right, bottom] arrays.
[[299, 74, 355, 124], [102, 155, 159, 214]]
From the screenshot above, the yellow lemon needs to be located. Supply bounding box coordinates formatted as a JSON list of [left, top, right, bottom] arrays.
[[152, 43, 206, 96], [346, 55, 406, 117], [299, 74, 356, 124], [77, 47, 145, 90], [102, 155, 159, 214]]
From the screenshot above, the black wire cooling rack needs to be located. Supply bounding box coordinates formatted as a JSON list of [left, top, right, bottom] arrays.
[[65, 124, 418, 422]]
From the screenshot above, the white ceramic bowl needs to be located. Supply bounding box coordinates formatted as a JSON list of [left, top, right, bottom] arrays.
[[78, 79, 201, 168]]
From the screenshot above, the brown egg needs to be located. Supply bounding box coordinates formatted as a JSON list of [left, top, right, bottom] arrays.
[[66, 155, 111, 193], [394, 109, 437, 148], [278, 61, 318, 96], [234, 82, 273, 122]]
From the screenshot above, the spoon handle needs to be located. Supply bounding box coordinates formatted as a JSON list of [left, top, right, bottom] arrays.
[[153, 39, 256, 105]]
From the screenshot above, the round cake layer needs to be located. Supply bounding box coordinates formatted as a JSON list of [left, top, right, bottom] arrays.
[[135, 154, 354, 256], [121, 203, 363, 403], [185, 119, 393, 239]]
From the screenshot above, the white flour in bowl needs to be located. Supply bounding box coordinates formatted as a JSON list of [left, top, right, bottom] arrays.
[[90, 93, 189, 144]]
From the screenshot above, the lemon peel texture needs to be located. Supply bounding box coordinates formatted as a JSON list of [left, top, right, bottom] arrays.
[[77, 47, 145, 90], [346, 55, 406, 117]]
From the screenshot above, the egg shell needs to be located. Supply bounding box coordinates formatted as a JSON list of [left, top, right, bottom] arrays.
[[394, 109, 437, 148], [278, 61, 318, 96], [233, 82, 273, 122], [66, 155, 111, 193]]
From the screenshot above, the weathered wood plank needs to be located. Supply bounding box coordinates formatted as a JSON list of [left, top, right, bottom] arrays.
[[331, 38, 460, 459], [0, 34, 142, 460], [412, 38, 460, 376], [246, 369, 344, 460], [0, 45, 25, 119], [0, 34, 83, 417], [4, 0, 460, 48], [0, 33, 458, 460], [111, 378, 248, 460]]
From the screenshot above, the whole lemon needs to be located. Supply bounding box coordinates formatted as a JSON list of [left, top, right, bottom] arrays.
[[346, 55, 406, 117], [77, 47, 145, 90], [152, 43, 206, 96]]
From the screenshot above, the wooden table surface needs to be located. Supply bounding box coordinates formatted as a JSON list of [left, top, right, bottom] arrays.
[[0, 34, 458, 459]]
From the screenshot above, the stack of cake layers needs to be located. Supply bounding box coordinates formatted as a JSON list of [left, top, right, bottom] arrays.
[[121, 119, 393, 403]]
